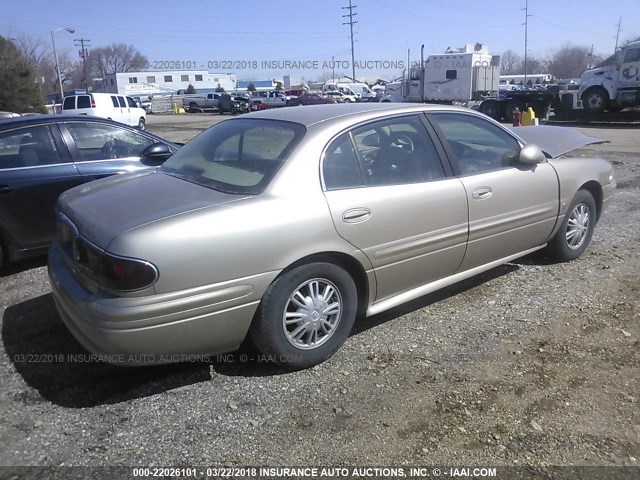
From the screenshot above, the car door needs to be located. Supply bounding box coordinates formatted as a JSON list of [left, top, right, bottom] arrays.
[[0, 123, 82, 250], [322, 114, 468, 303], [116, 96, 130, 125], [618, 46, 640, 90], [60, 121, 160, 182], [427, 112, 559, 272]]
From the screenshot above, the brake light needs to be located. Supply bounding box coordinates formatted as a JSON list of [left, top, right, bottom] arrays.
[[98, 253, 158, 292], [90, 94, 96, 108]]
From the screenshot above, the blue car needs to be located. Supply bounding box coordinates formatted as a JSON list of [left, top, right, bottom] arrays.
[[0, 115, 179, 267]]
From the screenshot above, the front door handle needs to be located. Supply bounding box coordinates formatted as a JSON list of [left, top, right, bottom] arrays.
[[342, 208, 371, 223], [472, 186, 493, 200], [0, 185, 13, 194]]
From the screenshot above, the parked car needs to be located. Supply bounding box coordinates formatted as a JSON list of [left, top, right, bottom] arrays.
[[0, 112, 21, 119], [324, 91, 357, 103], [0, 115, 179, 267], [249, 91, 289, 109], [61, 92, 147, 130], [218, 94, 251, 114], [48, 104, 614, 371], [287, 93, 336, 106], [183, 93, 222, 112]]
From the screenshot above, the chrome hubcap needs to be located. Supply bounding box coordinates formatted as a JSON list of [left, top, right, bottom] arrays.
[[566, 203, 590, 250], [283, 278, 342, 350]]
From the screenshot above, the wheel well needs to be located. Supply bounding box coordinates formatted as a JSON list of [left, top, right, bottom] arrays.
[[581, 85, 609, 101], [579, 181, 603, 222], [279, 252, 369, 318]]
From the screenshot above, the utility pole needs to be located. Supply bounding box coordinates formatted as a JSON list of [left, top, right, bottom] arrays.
[[614, 17, 622, 53], [522, 0, 531, 86], [74, 37, 91, 93], [342, 0, 357, 82]]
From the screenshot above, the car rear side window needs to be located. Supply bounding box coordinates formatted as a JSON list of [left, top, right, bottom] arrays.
[[65, 123, 155, 161], [62, 97, 75, 110], [160, 119, 305, 194], [0, 125, 64, 169], [117, 97, 126, 108], [323, 133, 363, 190], [111, 96, 119, 108], [429, 113, 521, 176]]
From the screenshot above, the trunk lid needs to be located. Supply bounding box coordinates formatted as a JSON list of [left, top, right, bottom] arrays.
[[58, 170, 249, 248]]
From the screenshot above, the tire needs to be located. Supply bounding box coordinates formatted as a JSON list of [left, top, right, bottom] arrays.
[[189, 102, 198, 109], [479, 100, 501, 121], [503, 100, 525, 123], [249, 262, 358, 370], [0, 240, 4, 269], [582, 87, 608, 113], [137, 117, 146, 130], [546, 190, 596, 262]]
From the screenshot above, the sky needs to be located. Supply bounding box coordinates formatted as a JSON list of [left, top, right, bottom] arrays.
[[3, 0, 639, 82]]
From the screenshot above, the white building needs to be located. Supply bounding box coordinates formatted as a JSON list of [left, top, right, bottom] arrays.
[[97, 71, 237, 96]]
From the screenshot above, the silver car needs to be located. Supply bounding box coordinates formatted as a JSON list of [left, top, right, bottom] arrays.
[[48, 104, 616, 370]]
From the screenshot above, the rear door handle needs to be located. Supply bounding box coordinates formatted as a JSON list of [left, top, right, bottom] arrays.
[[0, 185, 13, 194], [472, 186, 493, 200], [342, 208, 371, 223]]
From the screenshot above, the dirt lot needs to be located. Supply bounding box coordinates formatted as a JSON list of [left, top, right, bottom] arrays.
[[0, 116, 638, 478]]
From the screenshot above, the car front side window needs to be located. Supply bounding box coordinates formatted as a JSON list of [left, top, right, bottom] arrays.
[[350, 115, 446, 186], [65, 123, 154, 161], [429, 113, 521, 176]]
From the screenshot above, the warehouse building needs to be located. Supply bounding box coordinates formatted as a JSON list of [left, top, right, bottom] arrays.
[[96, 71, 237, 96]]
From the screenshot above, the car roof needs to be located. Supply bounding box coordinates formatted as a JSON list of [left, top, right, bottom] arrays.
[[0, 114, 178, 147], [237, 102, 473, 128], [0, 114, 124, 128]]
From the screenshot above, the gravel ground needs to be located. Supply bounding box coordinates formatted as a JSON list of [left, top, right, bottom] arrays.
[[0, 118, 638, 478]]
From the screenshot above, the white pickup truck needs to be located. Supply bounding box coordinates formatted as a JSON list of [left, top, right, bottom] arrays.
[[183, 93, 222, 111], [249, 91, 290, 108]]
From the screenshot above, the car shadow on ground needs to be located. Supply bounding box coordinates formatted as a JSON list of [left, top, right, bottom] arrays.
[[3, 263, 521, 409]]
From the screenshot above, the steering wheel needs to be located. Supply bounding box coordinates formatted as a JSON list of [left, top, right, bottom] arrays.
[[390, 133, 415, 152]]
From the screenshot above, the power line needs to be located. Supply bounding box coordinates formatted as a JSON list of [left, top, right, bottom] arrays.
[[522, 0, 531, 85], [614, 17, 622, 52], [342, 0, 357, 82], [74, 37, 91, 93]]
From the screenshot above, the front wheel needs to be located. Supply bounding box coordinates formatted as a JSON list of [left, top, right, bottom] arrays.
[[546, 190, 596, 262], [137, 117, 146, 130], [249, 262, 357, 370], [582, 87, 609, 113]]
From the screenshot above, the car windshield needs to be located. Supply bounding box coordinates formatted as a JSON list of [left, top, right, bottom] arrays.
[[160, 119, 305, 194]]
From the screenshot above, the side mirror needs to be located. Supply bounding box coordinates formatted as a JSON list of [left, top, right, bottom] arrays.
[[142, 143, 173, 162], [519, 144, 546, 164]]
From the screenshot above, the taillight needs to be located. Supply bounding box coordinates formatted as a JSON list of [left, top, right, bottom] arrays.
[[98, 253, 158, 292], [90, 94, 96, 108]]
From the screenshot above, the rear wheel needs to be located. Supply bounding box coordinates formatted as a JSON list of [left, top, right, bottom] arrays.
[[546, 190, 596, 261], [249, 262, 357, 370], [582, 87, 609, 113], [479, 100, 501, 121]]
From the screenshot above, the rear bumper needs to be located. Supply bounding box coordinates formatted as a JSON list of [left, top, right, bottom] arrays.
[[48, 244, 277, 365]]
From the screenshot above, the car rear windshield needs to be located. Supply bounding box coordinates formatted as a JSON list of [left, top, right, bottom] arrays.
[[160, 119, 305, 194]]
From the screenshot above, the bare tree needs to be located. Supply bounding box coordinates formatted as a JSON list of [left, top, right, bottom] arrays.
[[549, 44, 591, 79], [88, 43, 148, 76], [14, 34, 79, 96], [500, 50, 522, 75]]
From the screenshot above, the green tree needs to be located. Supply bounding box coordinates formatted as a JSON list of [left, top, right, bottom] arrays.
[[247, 82, 256, 92], [0, 36, 45, 113], [215, 83, 225, 92], [185, 84, 196, 94]]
